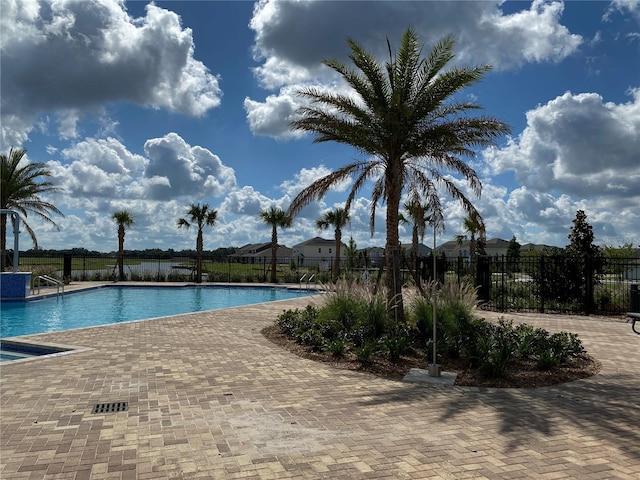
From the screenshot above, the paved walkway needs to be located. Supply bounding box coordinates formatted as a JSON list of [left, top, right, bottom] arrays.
[[1, 284, 639, 479]]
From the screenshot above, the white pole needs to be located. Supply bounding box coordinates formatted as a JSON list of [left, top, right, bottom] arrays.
[[428, 224, 441, 376], [432, 226, 437, 366]]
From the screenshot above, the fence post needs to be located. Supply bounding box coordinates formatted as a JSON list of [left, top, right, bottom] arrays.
[[585, 255, 594, 314], [500, 255, 505, 311], [475, 256, 491, 303], [63, 254, 72, 280], [539, 255, 545, 313]]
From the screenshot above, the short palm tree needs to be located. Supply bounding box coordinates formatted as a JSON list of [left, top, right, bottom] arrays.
[[288, 28, 509, 319], [259, 206, 291, 283], [402, 197, 431, 284], [316, 207, 350, 282], [112, 210, 134, 281], [455, 213, 485, 275], [1, 147, 63, 271], [177, 203, 217, 283]]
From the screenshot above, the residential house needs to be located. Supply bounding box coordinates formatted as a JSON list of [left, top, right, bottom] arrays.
[[292, 237, 346, 268], [401, 243, 432, 258], [361, 246, 385, 267], [521, 242, 554, 253], [437, 239, 468, 258], [483, 238, 511, 257], [228, 243, 292, 265]]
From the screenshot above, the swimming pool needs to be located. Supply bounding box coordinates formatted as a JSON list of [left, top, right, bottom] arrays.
[[1, 285, 312, 338]]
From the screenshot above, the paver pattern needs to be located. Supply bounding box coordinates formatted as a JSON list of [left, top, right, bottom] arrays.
[[1, 283, 639, 479]]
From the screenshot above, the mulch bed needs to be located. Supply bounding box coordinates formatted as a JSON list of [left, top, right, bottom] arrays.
[[261, 324, 601, 388]]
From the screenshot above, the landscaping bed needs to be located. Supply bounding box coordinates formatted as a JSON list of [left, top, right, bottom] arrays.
[[262, 323, 600, 388]]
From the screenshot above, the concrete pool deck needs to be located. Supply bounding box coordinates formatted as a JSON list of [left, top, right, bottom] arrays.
[[1, 282, 639, 479]]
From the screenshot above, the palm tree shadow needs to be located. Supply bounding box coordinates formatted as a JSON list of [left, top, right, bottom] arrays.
[[356, 374, 640, 456]]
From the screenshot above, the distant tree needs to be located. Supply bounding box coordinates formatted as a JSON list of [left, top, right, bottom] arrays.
[[566, 209, 603, 311], [506, 235, 521, 275], [1, 147, 63, 271], [177, 203, 217, 283], [345, 236, 358, 272], [112, 210, 134, 281], [455, 213, 485, 274], [528, 211, 603, 312], [402, 198, 432, 285], [566, 210, 601, 258], [316, 207, 350, 282], [259, 206, 291, 283], [288, 28, 510, 321]]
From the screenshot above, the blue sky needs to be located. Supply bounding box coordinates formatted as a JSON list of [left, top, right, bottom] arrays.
[[1, 0, 639, 253]]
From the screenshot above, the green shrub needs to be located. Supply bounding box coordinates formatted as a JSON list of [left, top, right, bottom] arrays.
[[383, 325, 412, 362], [468, 319, 517, 378], [326, 338, 347, 358], [355, 340, 379, 364], [536, 351, 559, 370], [546, 331, 584, 363], [276, 306, 343, 351], [363, 295, 389, 339]]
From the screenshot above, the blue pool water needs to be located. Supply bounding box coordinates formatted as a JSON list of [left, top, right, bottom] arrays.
[[1, 286, 311, 338]]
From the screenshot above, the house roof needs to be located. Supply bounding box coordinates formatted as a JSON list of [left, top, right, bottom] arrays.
[[228, 245, 292, 259], [485, 237, 510, 247], [400, 243, 432, 254], [233, 243, 271, 255], [228, 243, 290, 258], [292, 236, 335, 248]]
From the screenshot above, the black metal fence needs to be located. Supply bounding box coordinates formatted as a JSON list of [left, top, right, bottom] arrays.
[[438, 255, 639, 315], [12, 252, 640, 315], [15, 253, 355, 285]]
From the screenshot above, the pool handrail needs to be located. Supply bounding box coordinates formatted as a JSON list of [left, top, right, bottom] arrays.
[[32, 275, 64, 297]]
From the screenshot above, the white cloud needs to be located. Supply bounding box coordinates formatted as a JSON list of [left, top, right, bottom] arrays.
[[143, 133, 237, 200], [477, 0, 582, 67], [47, 133, 236, 204], [245, 0, 582, 140], [478, 88, 640, 247], [0, 0, 222, 149], [244, 85, 307, 139], [484, 89, 640, 196], [219, 186, 274, 216], [604, 0, 640, 21], [279, 165, 352, 197]]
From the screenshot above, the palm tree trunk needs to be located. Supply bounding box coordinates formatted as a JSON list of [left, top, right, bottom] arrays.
[[385, 173, 404, 322], [412, 226, 419, 285], [196, 230, 203, 283], [270, 226, 277, 283], [333, 228, 341, 282], [118, 226, 125, 281], [470, 234, 476, 276]]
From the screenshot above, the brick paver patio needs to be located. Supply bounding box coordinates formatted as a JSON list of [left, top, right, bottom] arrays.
[[1, 284, 639, 479]]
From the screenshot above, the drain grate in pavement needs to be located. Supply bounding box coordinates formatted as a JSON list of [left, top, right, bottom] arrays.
[[92, 401, 128, 414]]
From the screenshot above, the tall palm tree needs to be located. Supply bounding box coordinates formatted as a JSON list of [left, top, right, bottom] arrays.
[[455, 213, 485, 274], [112, 210, 134, 281], [1, 147, 63, 271], [316, 207, 350, 282], [259, 206, 291, 283], [177, 203, 217, 283], [288, 29, 509, 319]]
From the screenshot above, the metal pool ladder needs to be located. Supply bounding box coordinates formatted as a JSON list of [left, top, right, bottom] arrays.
[[299, 273, 316, 290], [32, 275, 65, 297]]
